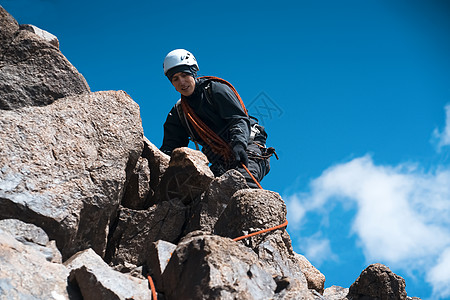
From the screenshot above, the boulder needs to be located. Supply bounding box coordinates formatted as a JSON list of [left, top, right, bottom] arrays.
[[347, 263, 407, 300], [0, 6, 90, 110], [214, 189, 325, 294], [184, 169, 249, 234], [157, 147, 214, 204], [146, 240, 177, 291], [105, 200, 186, 267], [294, 253, 326, 294], [0, 218, 62, 263], [65, 248, 151, 300], [122, 156, 152, 209], [0, 229, 79, 299], [0, 218, 49, 246], [215, 189, 287, 245], [162, 232, 277, 300], [0, 91, 143, 259]]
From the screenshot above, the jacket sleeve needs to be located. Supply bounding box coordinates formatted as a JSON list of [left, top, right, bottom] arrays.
[[160, 105, 190, 155], [211, 82, 250, 148]]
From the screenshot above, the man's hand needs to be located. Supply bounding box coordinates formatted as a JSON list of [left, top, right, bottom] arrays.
[[232, 144, 249, 167]]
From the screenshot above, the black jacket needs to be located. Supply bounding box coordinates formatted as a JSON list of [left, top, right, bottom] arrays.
[[160, 77, 251, 162]]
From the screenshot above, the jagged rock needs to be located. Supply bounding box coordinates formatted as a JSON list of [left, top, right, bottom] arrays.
[[146, 240, 177, 291], [294, 253, 326, 294], [20, 24, 59, 48], [324, 285, 349, 300], [0, 229, 79, 299], [162, 232, 277, 300], [0, 6, 90, 110], [184, 169, 249, 234], [0, 5, 19, 43], [215, 189, 287, 243], [143, 137, 170, 194], [0, 218, 62, 263], [105, 200, 186, 267], [157, 147, 214, 204], [0, 91, 143, 259], [0, 218, 49, 245], [122, 157, 152, 209], [65, 248, 151, 300], [214, 189, 325, 294], [347, 263, 407, 300]]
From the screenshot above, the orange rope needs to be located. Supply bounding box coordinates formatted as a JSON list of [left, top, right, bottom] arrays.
[[241, 163, 263, 189], [198, 76, 248, 115], [233, 219, 289, 241], [181, 76, 263, 189], [181, 96, 233, 161], [147, 275, 157, 299]]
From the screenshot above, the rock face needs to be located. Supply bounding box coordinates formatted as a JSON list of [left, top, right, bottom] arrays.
[[0, 6, 421, 300], [0, 90, 144, 259], [0, 6, 90, 110]]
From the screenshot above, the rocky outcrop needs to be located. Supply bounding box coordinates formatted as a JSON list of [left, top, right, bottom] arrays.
[[0, 6, 90, 110], [156, 147, 214, 204], [162, 231, 277, 300], [0, 90, 144, 259], [0, 6, 422, 300], [65, 248, 151, 300], [346, 263, 408, 300]]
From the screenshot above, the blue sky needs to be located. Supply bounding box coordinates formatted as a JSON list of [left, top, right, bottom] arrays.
[[3, 0, 450, 298]]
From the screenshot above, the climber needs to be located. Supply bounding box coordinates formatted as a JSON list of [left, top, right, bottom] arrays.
[[160, 49, 274, 188]]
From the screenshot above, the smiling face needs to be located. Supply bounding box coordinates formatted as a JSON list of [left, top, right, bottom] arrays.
[[171, 72, 196, 97]]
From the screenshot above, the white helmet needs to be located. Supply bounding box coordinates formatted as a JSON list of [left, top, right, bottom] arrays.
[[163, 49, 199, 80]]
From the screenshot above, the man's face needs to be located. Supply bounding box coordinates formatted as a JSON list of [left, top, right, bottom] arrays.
[[171, 72, 196, 97]]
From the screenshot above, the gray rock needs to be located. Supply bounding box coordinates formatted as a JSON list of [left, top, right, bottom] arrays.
[[0, 218, 62, 263], [105, 200, 186, 267], [157, 147, 214, 204], [215, 189, 325, 294], [0, 91, 144, 259], [122, 156, 152, 209], [294, 253, 326, 294], [143, 137, 170, 193], [324, 285, 349, 300], [0, 229, 79, 299], [347, 263, 407, 300], [184, 169, 249, 234], [0, 218, 49, 245], [146, 240, 177, 291], [0, 6, 90, 110], [215, 189, 287, 245], [256, 232, 317, 293], [162, 232, 277, 300], [65, 248, 151, 300]]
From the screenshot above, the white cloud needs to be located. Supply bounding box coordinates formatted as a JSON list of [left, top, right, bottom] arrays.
[[427, 248, 450, 299], [300, 234, 338, 266], [285, 155, 450, 299], [433, 103, 450, 151]]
